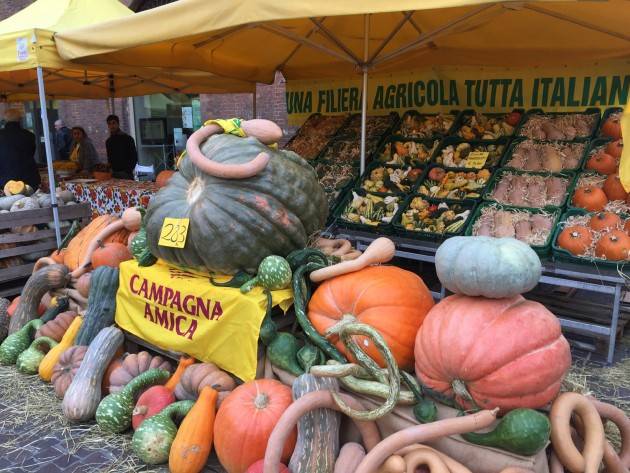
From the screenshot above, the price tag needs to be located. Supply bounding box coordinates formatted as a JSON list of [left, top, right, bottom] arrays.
[[465, 151, 489, 169], [158, 218, 189, 248]]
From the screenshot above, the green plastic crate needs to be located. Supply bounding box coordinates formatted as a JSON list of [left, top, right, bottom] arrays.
[[391, 109, 460, 140], [355, 160, 427, 196], [551, 208, 630, 268], [516, 107, 601, 141], [465, 202, 560, 256], [416, 164, 494, 202], [432, 136, 511, 169], [451, 108, 525, 139], [333, 190, 402, 234], [377, 137, 442, 168], [392, 195, 476, 242], [483, 168, 576, 210], [500, 136, 590, 172]]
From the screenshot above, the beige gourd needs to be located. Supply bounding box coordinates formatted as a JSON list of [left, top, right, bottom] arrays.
[[310, 237, 396, 283]]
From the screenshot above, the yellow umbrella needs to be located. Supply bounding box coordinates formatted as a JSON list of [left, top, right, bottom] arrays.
[[0, 0, 254, 244], [56, 0, 630, 173]]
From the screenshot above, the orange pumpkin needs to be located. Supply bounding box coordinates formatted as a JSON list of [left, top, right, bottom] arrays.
[[572, 186, 608, 212], [64, 215, 130, 270], [102, 357, 123, 396], [156, 170, 175, 188], [606, 139, 623, 159], [586, 152, 617, 175], [603, 174, 628, 201], [589, 212, 621, 232], [91, 241, 132, 269], [214, 380, 296, 473], [625, 220, 630, 235], [557, 226, 592, 256], [50, 248, 66, 264], [595, 230, 630, 260], [601, 116, 622, 140], [414, 294, 571, 412], [308, 266, 434, 371]]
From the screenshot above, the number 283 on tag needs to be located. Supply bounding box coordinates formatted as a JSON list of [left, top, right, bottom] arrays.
[[158, 218, 189, 248]]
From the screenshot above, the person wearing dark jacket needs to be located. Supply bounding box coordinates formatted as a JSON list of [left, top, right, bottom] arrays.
[[53, 120, 72, 160], [0, 109, 40, 190], [105, 114, 137, 180]]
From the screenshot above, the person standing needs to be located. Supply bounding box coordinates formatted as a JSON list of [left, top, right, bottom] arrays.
[[69, 127, 100, 174], [53, 119, 72, 161], [105, 114, 137, 180], [0, 109, 40, 190]]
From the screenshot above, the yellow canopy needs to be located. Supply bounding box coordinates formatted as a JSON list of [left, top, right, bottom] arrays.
[[56, 0, 630, 84], [0, 0, 253, 100]]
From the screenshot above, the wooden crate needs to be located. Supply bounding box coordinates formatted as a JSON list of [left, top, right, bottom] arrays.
[[0, 203, 92, 297]]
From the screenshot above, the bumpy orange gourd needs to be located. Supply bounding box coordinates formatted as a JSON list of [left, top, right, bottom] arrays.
[[308, 266, 434, 370], [214, 380, 296, 473], [38, 316, 83, 382], [415, 294, 571, 412], [169, 386, 218, 473]]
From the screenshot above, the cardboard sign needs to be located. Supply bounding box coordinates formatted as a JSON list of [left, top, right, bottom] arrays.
[[464, 151, 489, 169]]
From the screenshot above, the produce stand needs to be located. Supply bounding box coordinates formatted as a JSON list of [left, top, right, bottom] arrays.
[[0, 203, 91, 297], [63, 179, 159, 217], [326, 227, 627, 364]]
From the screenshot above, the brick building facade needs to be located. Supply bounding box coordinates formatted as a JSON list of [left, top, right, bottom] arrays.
[[0, 0, 290, 159]]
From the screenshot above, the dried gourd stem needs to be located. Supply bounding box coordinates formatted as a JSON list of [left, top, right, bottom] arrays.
[[325, 317, 400, 420], [310, 361, 372, 379]]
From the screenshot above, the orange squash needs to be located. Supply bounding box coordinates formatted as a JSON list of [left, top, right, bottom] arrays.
[[558, 226, 592, 256], [606, 139, 623, 159], [586, 152, 617, 175], [415, 294, 572, 412], [308, 266, 434, 371], [91, 241, 132, 269], [595, 230, 630, 260], [572, 186, 608, 212], [625, 220, 630, 235], [156, 170, 175, 188], [589, 212, 621, 232], [64, 215, 129, 270], [165, 356, 195, 392], [169, 386, 218, 473], [603, 174, 628, 201], [601, 115, 622, 140], [214, 380, 296, 473], [50, 248, 66, 264]]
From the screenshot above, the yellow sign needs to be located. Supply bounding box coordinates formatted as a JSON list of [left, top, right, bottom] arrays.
[[158, 218, 189, 249], [465, 152, 489, 169], [115, 260, 294, 381], [285, 64, 629, 126]]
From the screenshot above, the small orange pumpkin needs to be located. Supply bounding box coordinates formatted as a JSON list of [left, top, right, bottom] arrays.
[[606, 139, 623, 159], [572, 186, 608, 212], [601, 116, 622, 140], [603, 174, 628, 201], [156, 170, 175, 188], [586, 152, 617, 175], [557, 226, 592, 256], [595, 230, 630, 260], [91, 241, 132, 269], [589, 212, 621, 232]]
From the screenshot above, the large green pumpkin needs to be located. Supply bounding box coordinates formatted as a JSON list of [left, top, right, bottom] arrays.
[[145, 134, 327, 274]]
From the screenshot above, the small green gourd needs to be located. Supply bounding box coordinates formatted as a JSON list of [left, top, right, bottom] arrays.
[[461, 408, 551, 456], [296, 343, 325, 373], [130, 209, 157, 267], [39, 297, 70, 323], [16, 336, 58, 374], [413, 398, 438, 424], [131, 400, 194, 464], [267, 332, 303, 376], [96, 368, 171, 433], [0, 319, 43, 365], [240, 256, 292, 293]]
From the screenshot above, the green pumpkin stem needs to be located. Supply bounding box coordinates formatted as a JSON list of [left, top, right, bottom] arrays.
[[211, 271, 252, 288], [239, 276, 259, 294]]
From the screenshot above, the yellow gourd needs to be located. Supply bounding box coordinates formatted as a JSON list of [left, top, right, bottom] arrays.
[[38, 316, 83, 382], [3, 180, 26, 196]]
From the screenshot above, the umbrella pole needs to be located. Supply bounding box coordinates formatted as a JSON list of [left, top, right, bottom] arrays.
[[36, 67, 62, 247], [360, 14, 370, 175]]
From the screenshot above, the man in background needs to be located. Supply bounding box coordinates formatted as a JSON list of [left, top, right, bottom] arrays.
[[105, 114, 137, 180], [0, 109, 39, 190], [53, 119, 72, 161]]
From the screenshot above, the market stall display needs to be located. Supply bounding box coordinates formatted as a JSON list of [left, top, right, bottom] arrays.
[[484, 169, 573, 209], [393, 111, 457, 138], [434, 138, 508, 168], [502, 139, 588, 172], [454, 110, 523, 139], [283, 114, 348, 160], [63, 179, 159, 217], [417, 167, 492, 201], [394, 197, 473, 238], [378, 139, 440, 167], [518, 109, 600, 140]]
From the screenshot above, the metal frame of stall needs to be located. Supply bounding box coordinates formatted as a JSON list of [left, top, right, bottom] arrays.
[[325, 227, 627, 365]]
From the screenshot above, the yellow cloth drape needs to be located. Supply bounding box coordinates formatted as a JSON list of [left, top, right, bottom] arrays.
[[619, 102, 630, 192]]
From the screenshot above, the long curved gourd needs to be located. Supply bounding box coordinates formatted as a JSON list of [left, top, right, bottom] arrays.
[[74, 266, 119, 346], [16, 336, 57, 374], [169, 386, 218, 473], [353, 409, 498, 473], [70, 219, 126, 279], [132, 400, 194, 465], [588, 398, 630, 469], [393, 446, 472, 473], [549, 392, 605, 473], [185, 120, 282, 179], [334, 443, 365, 473], [0, 319, 43, 365], [309, 237, 396, 283], [96, 368, 171, 433], [62, 326, 124, 421], [9, 264, 69, 334], [39, 316, 83, 382], [263, 390, 382, 473]]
